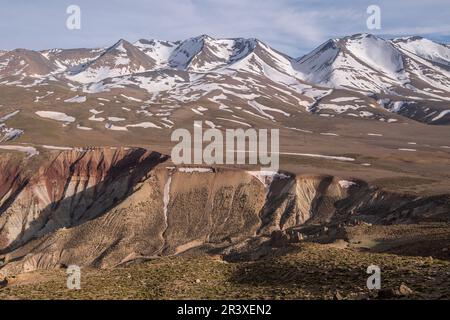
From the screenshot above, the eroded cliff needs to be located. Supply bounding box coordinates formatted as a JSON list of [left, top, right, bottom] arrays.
[[0, 147, 448, 275]]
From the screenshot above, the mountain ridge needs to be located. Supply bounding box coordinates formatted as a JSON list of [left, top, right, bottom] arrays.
[[0, 33, 449, 141]]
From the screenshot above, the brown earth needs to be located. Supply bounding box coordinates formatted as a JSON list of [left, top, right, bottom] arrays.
[[0, 147, 448, 300]]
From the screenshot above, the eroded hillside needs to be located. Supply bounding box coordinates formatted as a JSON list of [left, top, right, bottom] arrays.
[[0, 147, 448, 276]]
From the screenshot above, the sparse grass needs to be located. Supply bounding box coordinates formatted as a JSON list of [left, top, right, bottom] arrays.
[[1, 243, 449, 300], [372, 176, 437, 193]]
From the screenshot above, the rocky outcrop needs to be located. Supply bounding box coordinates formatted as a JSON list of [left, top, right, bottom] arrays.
[[0, 148, 448, 275], [0, 147, 168, 252]]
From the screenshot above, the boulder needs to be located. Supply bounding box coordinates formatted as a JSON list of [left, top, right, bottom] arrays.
[[377, 283, 413, 299], [0, 275, 7, 289]]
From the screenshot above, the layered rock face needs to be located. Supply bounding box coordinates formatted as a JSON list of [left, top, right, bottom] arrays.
[[0, 148, 448, 274], [0, 148, 167, 252]]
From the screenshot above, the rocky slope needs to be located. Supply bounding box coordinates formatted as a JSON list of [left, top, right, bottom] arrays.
[[0, 148, 448, 275], [3, 242, 450, 300]]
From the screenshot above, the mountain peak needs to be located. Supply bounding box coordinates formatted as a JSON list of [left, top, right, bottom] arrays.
[[347, 33, 374, 39], [391, 36, 450, 67], [109, 38, 133, 51], [391, 35, 425, 43]]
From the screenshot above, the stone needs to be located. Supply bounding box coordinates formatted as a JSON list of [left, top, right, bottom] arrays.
[[398, 283, 413, 296], [0, 275, 7, 289], [377, 283, 413, 299], [333, 290, 344, 300], [290, 232, 304, 243]]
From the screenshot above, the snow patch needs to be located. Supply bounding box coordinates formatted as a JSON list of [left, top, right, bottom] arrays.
[[178, 168, 213, 173], [42, 145, 73, 151], [35, 111, 75, 123], [64, 95, 86, 103], [339, 180, 357, 188], [0, 145, 39, 157]]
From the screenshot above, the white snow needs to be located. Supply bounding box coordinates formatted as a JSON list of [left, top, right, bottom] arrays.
[[287, 127, 313, 134], [135, 39, 178, 68], [103, 121, 162, 130], [89, 115, 105, 122], [216, 117, 251, 127], [330, 97, 359, 103], [77, 124, 93, 130], [89, 109, 103, 115], [248, 100, 289, 120], [34, 91, 54, 102], [105, 123, 128, 131], [0, 145, 39, 157], [432, 110, 450, 122], [346, 34, 404, 76], [35, 111, 75, 123], [120, 94, 142, 102], [163, 174, 172, 224], [394, 37, 450, 67], [42, 145, 73, 151], [247, 170, 289, 189], [204, 120, 217, 129], [339, 180, 357, 188], [108, 117, 126, 122], [178, 167, 213, 173], [318, 103, 359, 114], [64, 95, 86, 103], [0, 110, 20, 122], [279, 152, 355, 162], [296, 34, 406, 92], [391, 101, 407, 113], [367, 133, 383, 136], [127, 122, 161, 129], [191, 108, 204, 115], [320, 132, 339, 136]]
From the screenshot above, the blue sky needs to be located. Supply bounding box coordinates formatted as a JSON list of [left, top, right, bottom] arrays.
[[1, 0, 449, 57]]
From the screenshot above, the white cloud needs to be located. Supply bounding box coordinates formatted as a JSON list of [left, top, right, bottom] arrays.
[[0, 0, 448, 56]]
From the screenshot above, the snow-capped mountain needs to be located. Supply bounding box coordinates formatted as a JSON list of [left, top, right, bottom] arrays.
[[0, 48, 57, 77], [392, 36, 450, 67], [67, 39, 156, 83], [295, 33, 450, 96], [392, 36, 450, 93], [134, 35, 256, 72], [0, 33, 449, 130], [134, 35, 293, 75], [134, 39, 180, 68], [295, 34, 407, 92], [41, 47, 104, 71]]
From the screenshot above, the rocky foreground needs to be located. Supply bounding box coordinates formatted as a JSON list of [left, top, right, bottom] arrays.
[[1, 242, 449, 300], [0, 147, 449, 299]]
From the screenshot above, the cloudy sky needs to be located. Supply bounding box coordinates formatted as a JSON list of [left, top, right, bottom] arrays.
[[1, 0, 449, 57]]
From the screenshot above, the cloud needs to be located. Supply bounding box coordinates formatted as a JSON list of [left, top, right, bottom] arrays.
[[0, 0, 448, 56]]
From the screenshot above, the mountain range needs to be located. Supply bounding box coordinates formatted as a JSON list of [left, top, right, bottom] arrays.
[[0, 33, 449, 147], [1, 33, 450, 299]]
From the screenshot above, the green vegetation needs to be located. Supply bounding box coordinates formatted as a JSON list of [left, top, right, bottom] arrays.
[[2, 243, 449, 300]]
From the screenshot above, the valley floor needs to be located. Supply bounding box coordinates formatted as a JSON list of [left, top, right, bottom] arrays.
[[2, 235, 450, 300]]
